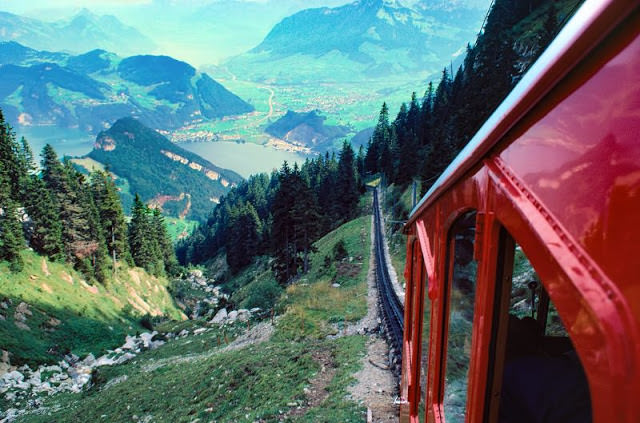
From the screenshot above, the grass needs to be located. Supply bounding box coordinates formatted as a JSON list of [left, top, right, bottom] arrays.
[[11, 209, 375, 422], [0, 250, 185, 367]]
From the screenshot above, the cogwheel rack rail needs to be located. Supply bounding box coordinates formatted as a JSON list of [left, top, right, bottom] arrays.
[[372, 188, 404, 370]]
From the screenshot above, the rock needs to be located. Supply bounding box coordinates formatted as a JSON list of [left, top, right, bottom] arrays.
[[115, 353, 136, 364], [95, 355, 117, 367], [81, 353, 96, 367], [332, 283, 341, 288], [209, 308, 227, 324], [139, 331, 158, 348], [64, 353, 80, 365], [227, 310, 238, 323], [121, 335, 138, 350], [190, 269, 204, 279], [14, 321, 30, 331], [0, 314, 5, 321], [193, 328, 207, 335], [178, 329, 189, 337], [3, 370, 24, 383], [250, 308, 261, 314], [1, 350, 9, 364], [16, 302, 32, 316], [237, 309, 250, 322]]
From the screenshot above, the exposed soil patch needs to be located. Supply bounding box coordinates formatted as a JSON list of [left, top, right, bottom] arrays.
[[285, 349, 337, 419]]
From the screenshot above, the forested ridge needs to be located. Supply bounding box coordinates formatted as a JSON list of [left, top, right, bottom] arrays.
[[178, 0, 579, 283], [0, 111, 177, 281]]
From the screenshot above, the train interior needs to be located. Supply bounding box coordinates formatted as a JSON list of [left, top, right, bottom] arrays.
[[489, 228, 592, 423], [417, 212, 593, 422]]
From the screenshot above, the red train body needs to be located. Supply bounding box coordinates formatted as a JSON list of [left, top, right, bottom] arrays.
[[399, 1, 640, 422]]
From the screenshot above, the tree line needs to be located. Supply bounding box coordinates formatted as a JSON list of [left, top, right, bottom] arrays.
[[178, 0, 567, 283], [364, 0, 563, 206], [0, 111, 177, 280], [177, 140, 363, 284]]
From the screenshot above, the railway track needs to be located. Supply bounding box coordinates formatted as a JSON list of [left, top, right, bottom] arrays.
[[372, 188, 404, 369]]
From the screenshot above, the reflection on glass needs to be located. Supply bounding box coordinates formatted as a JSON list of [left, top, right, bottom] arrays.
[[419, 273, 431, 423], [443, 212, 477, 423]]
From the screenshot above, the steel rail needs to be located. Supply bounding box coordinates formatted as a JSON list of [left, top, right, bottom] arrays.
[[372, 188, 404, 364]]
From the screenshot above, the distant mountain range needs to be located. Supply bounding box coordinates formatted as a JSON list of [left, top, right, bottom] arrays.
[[0, 9, 155, 58], [227, 0, 491, 82], [80, 117, 243, 221], [0, 42, 254, 134]]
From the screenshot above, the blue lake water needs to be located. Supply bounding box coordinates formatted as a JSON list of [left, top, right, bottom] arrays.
[[180, 141, 309, 178], [16, 125, 308, 178]]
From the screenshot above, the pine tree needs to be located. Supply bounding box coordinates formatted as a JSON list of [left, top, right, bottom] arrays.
[[151, 208, 178, 276], [336, 140, 359, 221], [91, 170, 131, 268], [0, 166, 24, 272], [23, 176, 64, 261], [129, 194, 158, 273], [226, 202, 262, 273]]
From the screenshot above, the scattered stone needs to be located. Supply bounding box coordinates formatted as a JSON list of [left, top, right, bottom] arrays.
[[14, 321, 30, 331], [16, 302, 32, 316], [210, 308, 227, 324], [193, 328, 207, 335], [178, 329, 189, 337]]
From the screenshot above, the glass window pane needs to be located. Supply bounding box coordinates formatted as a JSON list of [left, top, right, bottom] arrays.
[[443, 211, 477, 423]]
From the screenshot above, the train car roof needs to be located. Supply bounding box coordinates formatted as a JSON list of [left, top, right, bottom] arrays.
[[406, 0, 635, 228]]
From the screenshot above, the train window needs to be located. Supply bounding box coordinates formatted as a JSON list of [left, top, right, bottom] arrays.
[[419, 269, 431, 423], [442, 211, 478, 423], [487, 229, 591, 423]]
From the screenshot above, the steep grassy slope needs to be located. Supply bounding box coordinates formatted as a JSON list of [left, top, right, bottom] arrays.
[[13, 214, 373, 422], [0, 250, 185, 367]]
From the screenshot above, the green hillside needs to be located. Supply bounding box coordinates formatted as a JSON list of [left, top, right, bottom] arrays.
[[0, 42, 254, 135], [11, 214, 372, 422], [85, 117, 243, 221], [0, 250, 185, 368]]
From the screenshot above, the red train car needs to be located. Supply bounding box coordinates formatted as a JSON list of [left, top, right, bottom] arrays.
[[399, 1, 639, 422]]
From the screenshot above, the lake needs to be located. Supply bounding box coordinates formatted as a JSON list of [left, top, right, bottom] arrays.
[[180, 141, 309, 178], [15, 125, 308, 178], [16, 126, 95, 160]]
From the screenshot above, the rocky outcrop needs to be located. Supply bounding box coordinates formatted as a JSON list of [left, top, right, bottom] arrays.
[[0, 331, 165, 402]]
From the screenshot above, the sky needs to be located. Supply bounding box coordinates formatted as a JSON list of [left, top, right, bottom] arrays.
[[0, 0, 350, 65]]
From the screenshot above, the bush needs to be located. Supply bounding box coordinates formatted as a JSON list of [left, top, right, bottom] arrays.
[[139, 314, 154, 331], [332, 239, 348, 261], [241, 279, 283, 312]]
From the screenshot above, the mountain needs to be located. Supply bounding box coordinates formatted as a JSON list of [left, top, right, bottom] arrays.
[[265, 110, 350, 150], [0, 42, 254, 133], [85, 118, 243, 221], [0, 9, 155, 57], [226, 0, 492, 82]]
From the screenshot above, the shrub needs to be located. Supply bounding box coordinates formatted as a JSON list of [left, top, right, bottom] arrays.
[[332, 239, 348, 261], [241, 279, 283, 312]]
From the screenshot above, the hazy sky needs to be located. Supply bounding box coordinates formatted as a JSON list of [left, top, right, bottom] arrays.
[[0, 0, 350, 65]]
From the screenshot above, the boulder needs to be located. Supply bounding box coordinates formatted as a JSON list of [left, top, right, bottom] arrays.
[[209, 308, 227, 325], [121, 335, 138, 350], [3, 370, 24, 383], [81, 353, 96, 367], [139, 331, 158, 348], [227, 310, 238, 323], [237, 309, 250, 322]]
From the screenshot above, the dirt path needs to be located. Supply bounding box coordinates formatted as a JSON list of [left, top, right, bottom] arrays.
[[284, 349, 337, 420], [345, 214, 399, 421]]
